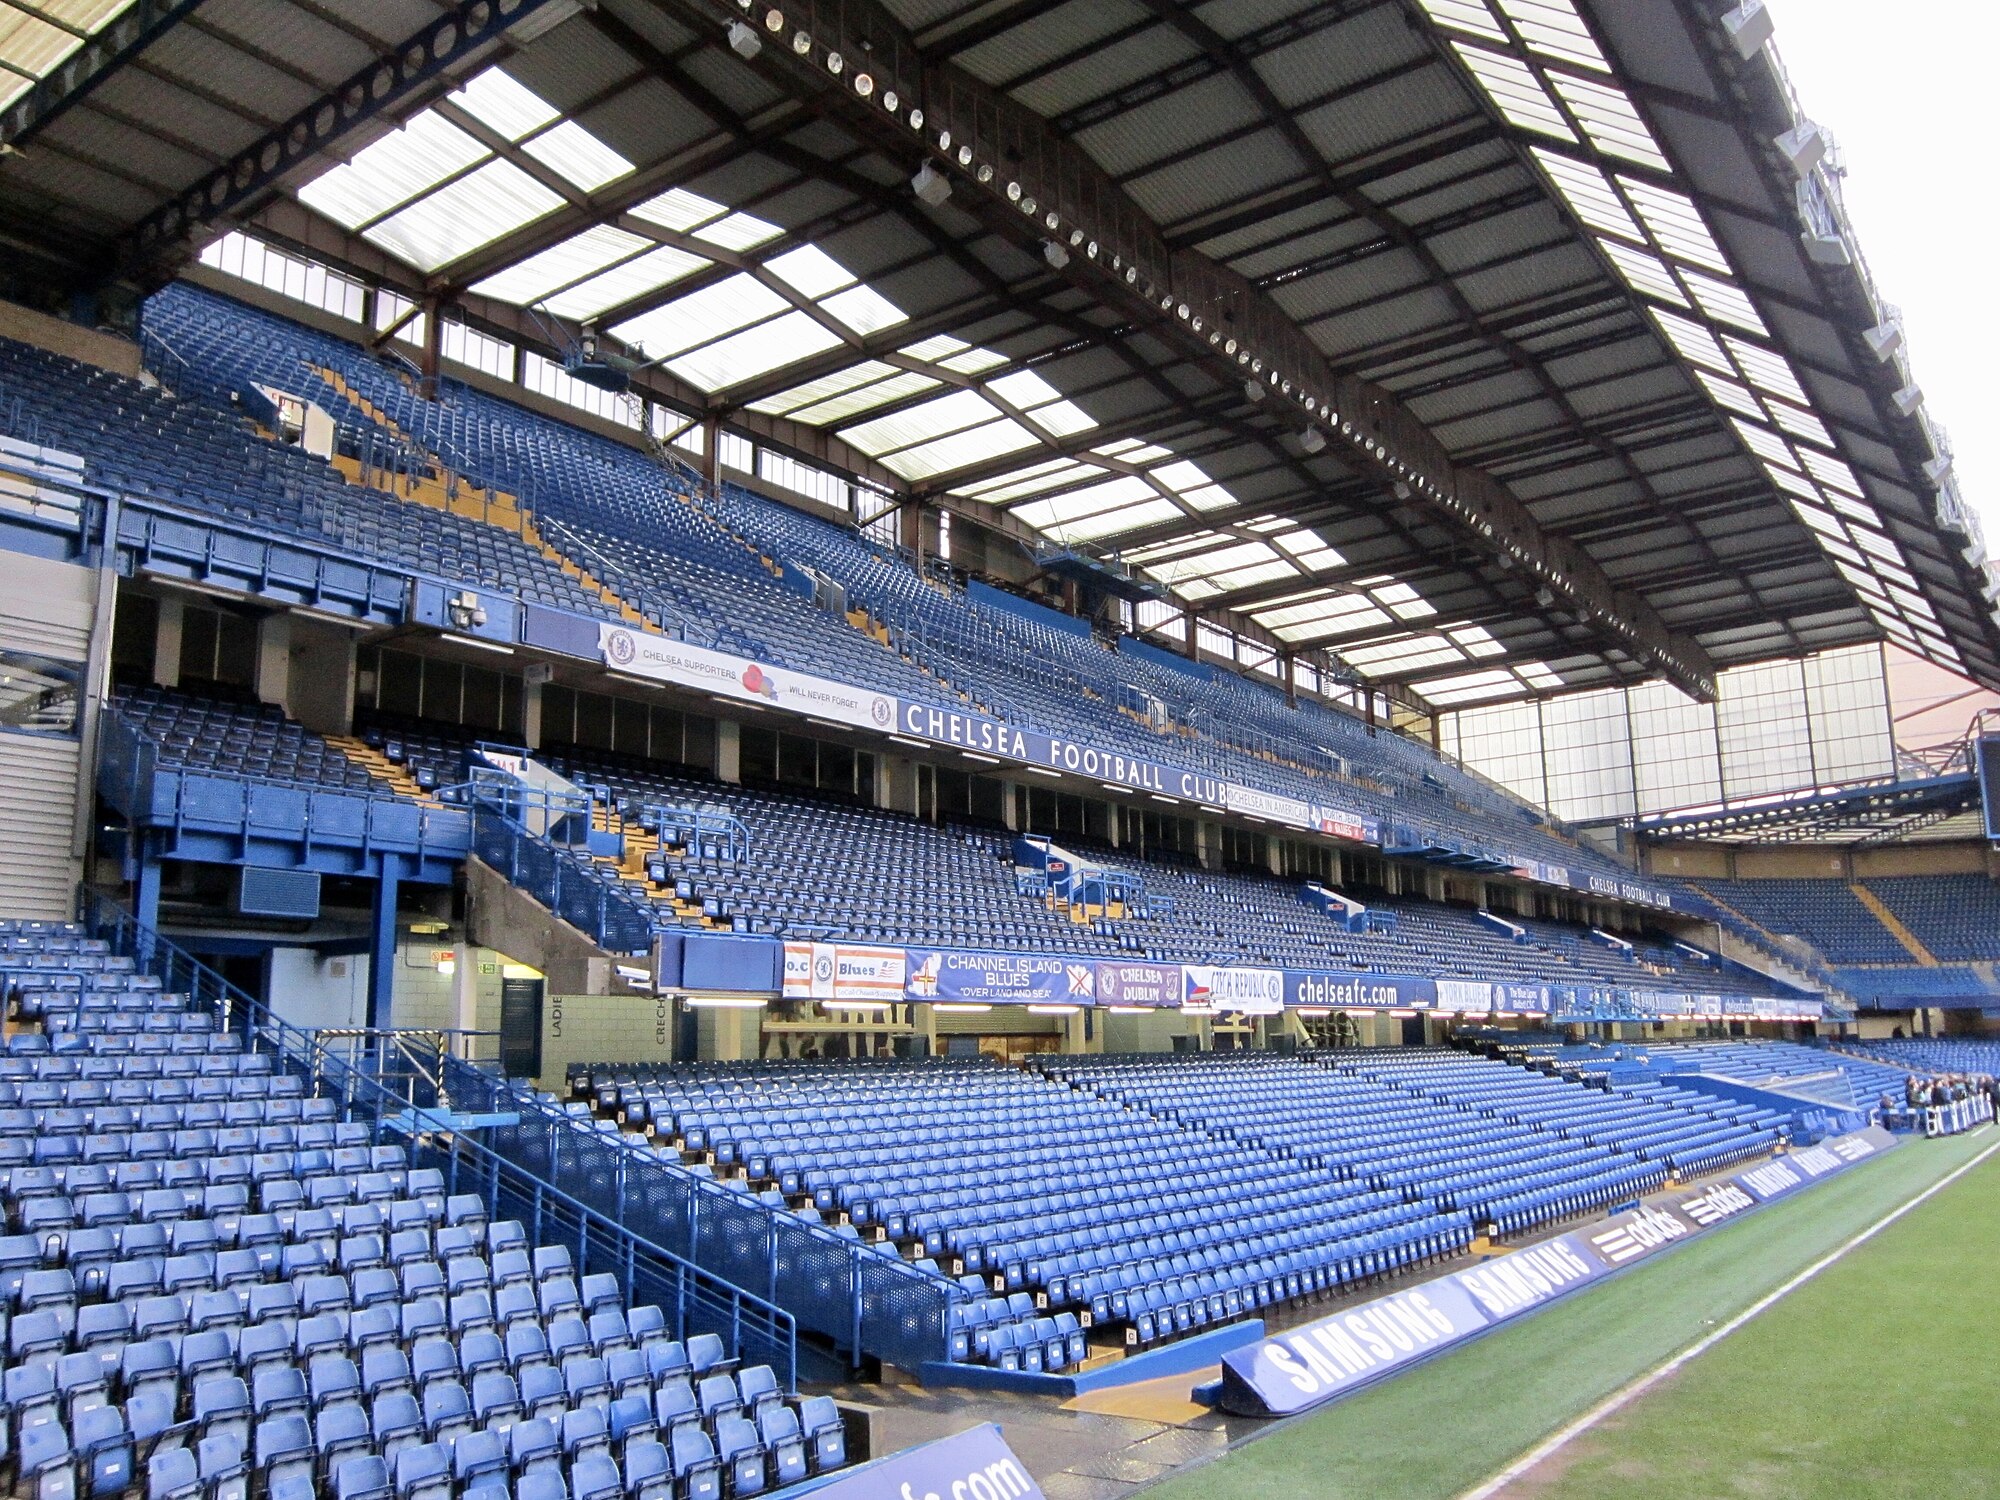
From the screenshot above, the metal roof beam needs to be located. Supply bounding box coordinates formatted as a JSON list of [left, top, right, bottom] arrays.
[[0, 0, 210, 149]]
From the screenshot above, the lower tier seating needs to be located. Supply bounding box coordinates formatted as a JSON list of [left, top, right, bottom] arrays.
[[0, 917, 848, 1500]]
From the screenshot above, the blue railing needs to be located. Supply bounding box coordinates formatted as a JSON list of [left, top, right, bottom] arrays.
[[99, 711, 472, 865], [469, 804, 658, 956], [76, 889, 800, 1389], [438, 1060, 964, 1376]]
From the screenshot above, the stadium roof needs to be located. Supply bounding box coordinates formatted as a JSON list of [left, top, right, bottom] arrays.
[[3, 0, 1995, 712]]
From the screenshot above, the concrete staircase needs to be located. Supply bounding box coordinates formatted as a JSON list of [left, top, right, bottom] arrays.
[[1848, 883, 1939, 966], [328, 735, 444, 807]]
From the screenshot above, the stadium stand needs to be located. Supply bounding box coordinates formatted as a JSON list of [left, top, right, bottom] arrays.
[[1838, 1038, 2000, 1076], [138, 283, 1642, 892], [0, 919, 848, 1500], [571, 1045, 1786, 1360]]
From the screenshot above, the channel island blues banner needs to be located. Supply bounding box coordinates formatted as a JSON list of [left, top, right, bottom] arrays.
[[906, 950, 1097, 1005], [601, 625, 896, 732]]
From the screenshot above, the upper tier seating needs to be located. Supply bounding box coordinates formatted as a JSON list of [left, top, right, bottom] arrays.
[[0, 917, 848, 1500], [140, 283, 1647, 895], [116, 688, 377, 794], [1681, 880, 1912, 964], [1860, 876, 2000, 962], [0, 334, 614, 621]]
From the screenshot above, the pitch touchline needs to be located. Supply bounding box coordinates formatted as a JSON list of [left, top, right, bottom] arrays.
[[1456, 1134, 2000, 1500]]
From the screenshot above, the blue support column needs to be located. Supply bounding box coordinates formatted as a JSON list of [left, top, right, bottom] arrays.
[[367, 867, 399, 1030], [134, 856, 162, 963]]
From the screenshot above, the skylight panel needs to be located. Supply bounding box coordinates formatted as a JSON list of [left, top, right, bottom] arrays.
[[694, 212, 782, 251], [820, 285, 907, 336], [1791, 501, 1844, 539], [1617, 178, 1730, 273], [1819, 534, 1865, 568], [1650, 308, 1731, 374], [842, 387, 998, 455], [1498, 0, 1609, 72], [1760, 463, 1818, 502], [1046, 499, 1184, 543], [1256, 594, 1390, 635], [880, 418, 1041, 481], [989, 369, 1066, 411], [1343, 636, 1466, 675], [1149, 540, 1281, 580], [1547, 72, 1670, 170], [1274, 529, 1347, 569], [547, 244, 710, 320], [1850, 525, 1900, 566], [612, 274, 788, 357], [1598, 239, 1687, 306], [1533, 148, 1643, 240], [1245, 516, 1293, 534], [1423, 669, 1525, 705], [1519, 662, 1564, 689], [365, 160, 564, 273], [668, 310, 845, 391], [766, 245, 853, 300], [1417, 0, 1508, 42], [298, 112, 487, 228], [1725, 336, 1809, 405], [1680, 269, 1767, 335], [957, 458, 1091, 504], [0, 2, 134, 110], [900, 334, 971, 363], [1695, 370, 1765, 420], [1734, 420, 1798, 470], [1802, 450, 1863, 497], [1375, 580, 1437, 620], [1147, 459, 1210, 493], [470, 225, 652, 306], [454, 68, 560, 140], [938, 346, 1009, 375], [750, 363, 897, 415], [1763, 399, 1833, 450], [1028, 400, 1097, 438], [1450, 625, 1507, 657], [522, 122, 633, 193], [1021, 474, 1158, 527], [630, 188, 729, 233], [1824, 488, 1878, 524], [789, 371, 939, 426], [1453, 43, 1576, 140]]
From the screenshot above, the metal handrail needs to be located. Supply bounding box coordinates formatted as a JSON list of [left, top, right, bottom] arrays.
[[76, 889, 800, 1387]]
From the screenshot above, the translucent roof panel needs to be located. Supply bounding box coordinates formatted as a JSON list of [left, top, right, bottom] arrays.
[[365, 160, 565, 274], [666, 309, 846, 391], [611, 274, 788, 358], [294, 67, 630, 272], [470, 226, 656, 306], [1453, 42, 1575, 141], [0, 1, 138, 113]]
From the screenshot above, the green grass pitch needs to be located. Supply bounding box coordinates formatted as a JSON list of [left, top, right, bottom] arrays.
[[1141, 1128, 1999, 1500]]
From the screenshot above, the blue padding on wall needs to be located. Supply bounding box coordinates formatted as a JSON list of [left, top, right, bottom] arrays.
[[968, 579, 1094, 639], [520, 604, 604, 659], [682, 932, 780, 993], [654, 931, 684, 990]]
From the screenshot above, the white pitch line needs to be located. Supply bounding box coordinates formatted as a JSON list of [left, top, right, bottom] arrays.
[[1457, 1134, 2000, 1500]]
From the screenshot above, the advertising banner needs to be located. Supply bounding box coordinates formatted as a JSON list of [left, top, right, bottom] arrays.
[[1286, 971, 1437, 1010], [1095, 961, 1182, 1009], [1314, 807, 1382, 844], [1224, 784, 1316, 827], [1184, 965, 1285, 1013], [905, 950, 1093, 1005], [1219, 1126, 1895, 1417], [600, 625, 896, 731], [830, 945, 905, 1002], [810, 1423, 1045, 1500]]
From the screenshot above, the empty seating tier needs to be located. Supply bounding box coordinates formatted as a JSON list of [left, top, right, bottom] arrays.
[[0, 917, 849, 1500]]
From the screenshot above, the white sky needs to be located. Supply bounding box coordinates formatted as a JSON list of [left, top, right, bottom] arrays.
[[1769, 2, 2000, 542]]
